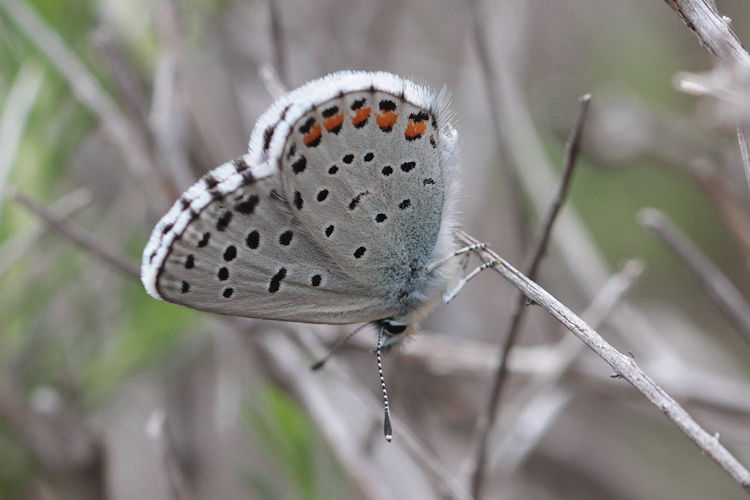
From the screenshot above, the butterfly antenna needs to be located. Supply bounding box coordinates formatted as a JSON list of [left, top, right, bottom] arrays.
[[310, 323, 368, 370], [376, 324, 393, 442]]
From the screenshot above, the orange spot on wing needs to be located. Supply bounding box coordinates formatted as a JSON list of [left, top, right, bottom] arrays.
[[377, 111, 398, 130], [351, 107, 371, 126], [303, 123, 322, 146], [405, 121, 427, 139], [323, 113, 344, 131]]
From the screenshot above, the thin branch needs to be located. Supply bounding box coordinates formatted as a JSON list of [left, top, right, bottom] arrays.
[[737, 126, 750, 194], [92, 26, 152, 142], [469, 94, 591, 499], [9, 190, 139, 279], [662, 0, 750, 64], [150, 0, 192, 197], [639, 208, 750, 344], [0, 61, 44, 220], [146, 410, 192, 500], [466, 0, 528, 248], [258, 64, 287, 100], [267, 0, 288, 88], [524, 94, 592, 276], [0, 0, 167, 211], [456, 229, 750, 494], [0, 187, 92, 279]]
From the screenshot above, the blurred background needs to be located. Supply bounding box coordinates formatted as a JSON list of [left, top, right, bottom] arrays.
[[1, 0, 750, 498]]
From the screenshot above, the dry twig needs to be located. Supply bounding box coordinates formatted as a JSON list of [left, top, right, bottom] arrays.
[[662, 0, 750, 64], [639, 208, 750, 343], [150, 0, 193, 196], [9, 190, 139, 279], [267, 0, 288, 88], [0, 187, 92, 279], [466, 0, 528, 248], [737, 126, 750, 194], [146, 410, 193, 500]]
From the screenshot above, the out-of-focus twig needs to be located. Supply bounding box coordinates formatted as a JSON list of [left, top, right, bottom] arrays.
[[737, 126, 750, 193], [662, 0, 750, 64], [258, 65, 287, 100], [0, 61, 44, 220], [146, 410, 192, 500], [0, 0, 167, 211], [92, 26, 152, 142], [466, 0, 528, 249], [150, 0, 192, 197], [0, 187, 92, 279], [9, 190, 139, 279], [267, 0, 288, 88], [457, 229, 750, 494], [639, 208, 750, 344], [469, 94, 590, 499]]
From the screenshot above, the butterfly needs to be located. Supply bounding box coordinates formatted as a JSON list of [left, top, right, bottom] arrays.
[[141, 71, 479, 440]]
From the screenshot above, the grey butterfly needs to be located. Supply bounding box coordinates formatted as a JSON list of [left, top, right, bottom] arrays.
[[141, 71, 469, 440]]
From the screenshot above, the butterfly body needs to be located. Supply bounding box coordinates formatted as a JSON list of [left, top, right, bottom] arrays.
[[142, 71, 461, 332]]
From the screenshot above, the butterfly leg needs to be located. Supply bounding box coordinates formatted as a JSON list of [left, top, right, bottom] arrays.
[[443, 260, 498, 303], [425, 242, 488, 273]]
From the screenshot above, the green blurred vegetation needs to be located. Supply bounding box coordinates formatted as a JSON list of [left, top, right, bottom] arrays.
[[241, 387, 351, 500]]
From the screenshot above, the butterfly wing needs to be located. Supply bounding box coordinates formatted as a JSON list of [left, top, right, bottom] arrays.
[[142, 71, 461, 324], [141, 155, 401, 324], [268, 73, 460, 302]]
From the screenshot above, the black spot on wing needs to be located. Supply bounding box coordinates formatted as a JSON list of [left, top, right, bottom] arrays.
[[291, 156, 307, 174], [379, 99, 396, 111], [299, 117, 316, 134], [268, 267, 287, 293], [233, 157, 249, 172], [216, 211, 233, 231], [218, 267, 229, 281], [322, 106, 339, 117], [198, 232, 211, 247], [279, 230, 293, 246], [203, 175, 218, 189], [263, 125, 274, 151], [235, 195, 259, 214], [400, 161, 416, 172], [246, 230, 260, 249], [348, 191, 369, 210]]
